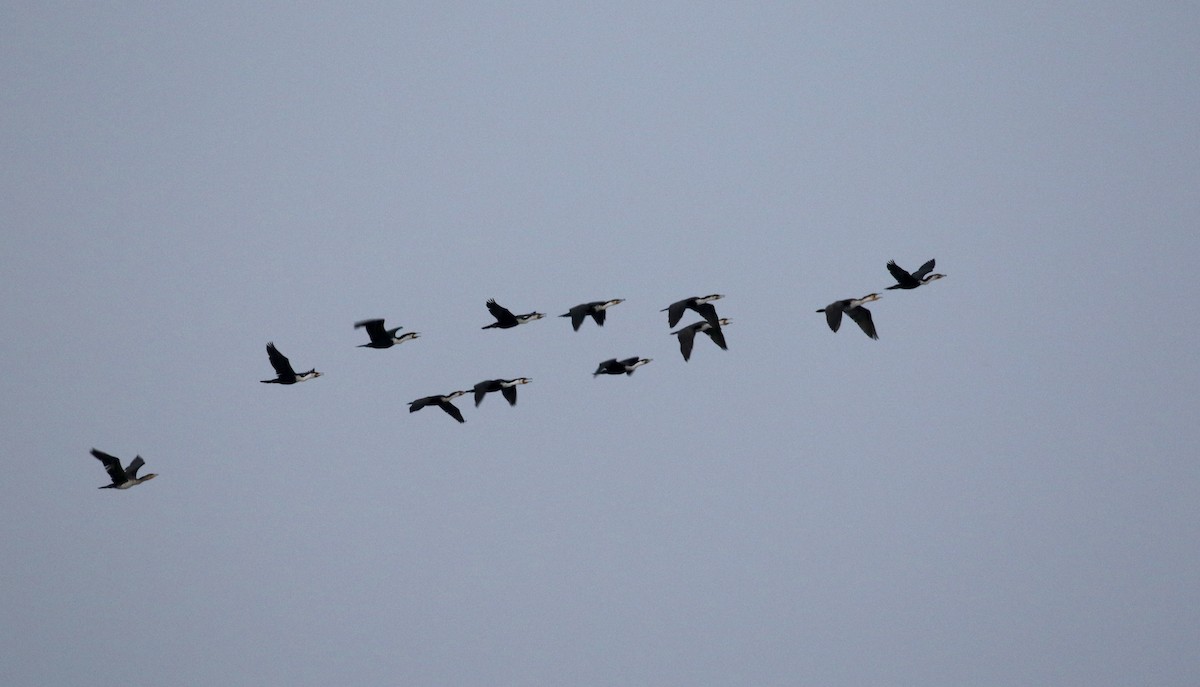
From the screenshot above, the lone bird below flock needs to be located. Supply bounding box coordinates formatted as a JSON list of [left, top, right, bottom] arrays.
[[560, 299, 624, 331], [473, 378, 531, 407], [670, 318, 731, 361], [408, 390, 470, 423], [662, 295, 724, 328], [261, 342, 322, 384], [354, 318, 419, 348], [594, 357, 653, 377], [817, 294, 882, 340], [886, 259, 945, 290], [91, 448, 156, 490], [482, 299, 545, 329]]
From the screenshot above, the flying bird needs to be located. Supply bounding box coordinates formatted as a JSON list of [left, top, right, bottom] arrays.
[[594, 357, 653, 376], [482, 299, 545, 329], [817, 294, 882, 340], [662, 295, 724, 328], [473, 378, 532, 407], [261, 342, 322, 384], [560, 299, 624, 331], [408, 391, 470, 423], [91, 448, 156, 490], [670, 318, 731, 361], [354, 318, 419, 348], [886, 259, 945, 290]]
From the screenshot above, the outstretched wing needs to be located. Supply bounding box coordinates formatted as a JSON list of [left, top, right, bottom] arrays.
[[691, 302, 720, 328], [591, 308, 607, 327], [473, 381, 491, 407], [665, 300, 688, 327], [266, 342, 295, 376], [569, 306, 586, 331], [704, 325, 728, 350], [502, 385, 518, 406], [438, 401, 466, 423], [846, 306, 879, 340], [486, 299, 518, 327], [354, 319, 388, 342], [126, 456, 145, 479], [911, 258, 936, 280], [886, 260, 912, 283], [823, 304, 844, 332], [675, 327, 697, 361], [91, 448, 126, 484]]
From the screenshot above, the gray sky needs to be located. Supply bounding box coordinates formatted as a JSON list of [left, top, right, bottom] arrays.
[[3, 3, 1198, 685]]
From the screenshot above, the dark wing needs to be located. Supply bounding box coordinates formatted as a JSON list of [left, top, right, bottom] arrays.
[[704, 325, 728, 350], [437, 401, 466, 423], [822, 304, 844, 332], [911, 258, 936, 280], [675, 327, 697, 361], [501, 385, 518, 406], [665, 300, 688, 327], [569, 306, 586, 331], [354, 319, 388, 342], [266, 342, 296, 376], [846, 306, 879, 340], [473, 381, 492, 407], [91, 448, 126, 484], [126, 456, 145, 479], [887, 260, 917, 287], [591, 308, 607, 326], [691, 302, 720, 328], [409, 396, 432, 412], [486, 299, 518, 327]]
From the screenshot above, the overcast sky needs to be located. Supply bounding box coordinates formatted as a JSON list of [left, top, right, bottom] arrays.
[[2, 3, 1198, 685]]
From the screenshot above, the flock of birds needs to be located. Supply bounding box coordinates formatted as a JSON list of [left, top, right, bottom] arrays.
[[89, 258, 945, 489]]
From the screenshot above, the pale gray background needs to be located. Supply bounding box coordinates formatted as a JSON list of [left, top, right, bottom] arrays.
[[2, 3, 1198, 685]]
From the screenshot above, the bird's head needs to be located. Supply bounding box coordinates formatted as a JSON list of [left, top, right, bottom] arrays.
[[860, 293, 882, 303], [140, 473, 158, 482], [924, 273, 946, 282], [604, 299, 625, 307], [716, 318, 732, 326], [699, 294, 725, 303]]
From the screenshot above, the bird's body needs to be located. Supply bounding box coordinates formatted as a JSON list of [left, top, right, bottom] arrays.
[[560, 299, 624, 331], [817, 294, 882, 339], [886, 259, 945, 290], [594, 357, 653, 376], [91, 448, 156, 489], [261, 342, 321, 384], [408, 390, 470, 423], [662, 294, 724, 328], [482, 299, 545, 329], [670, 318, 731, 361], [473, 377, 531, 406], [354, 318, 419, 348]]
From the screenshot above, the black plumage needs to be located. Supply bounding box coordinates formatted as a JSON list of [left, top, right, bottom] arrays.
[[261, 342, 321, 384], [817, 294, 881, 340], [408, 391, 469, 423], [482, 299, 545, 329], [662, 295, 724, 328], [886, 259, 945, 290]]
